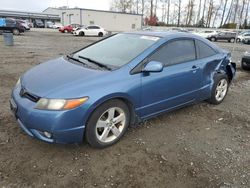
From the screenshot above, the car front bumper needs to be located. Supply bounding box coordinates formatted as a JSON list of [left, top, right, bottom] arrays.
[[11, 85, 87, 144]]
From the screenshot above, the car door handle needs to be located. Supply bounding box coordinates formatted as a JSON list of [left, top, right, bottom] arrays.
[[192, 65, 199, 73], [192, 65, 199, 69]]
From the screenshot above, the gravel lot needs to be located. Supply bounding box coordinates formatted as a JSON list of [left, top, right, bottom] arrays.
[[0, 29, 250, 188]]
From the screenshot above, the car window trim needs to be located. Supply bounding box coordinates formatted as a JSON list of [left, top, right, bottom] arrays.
[[130, 37, 197, 75]]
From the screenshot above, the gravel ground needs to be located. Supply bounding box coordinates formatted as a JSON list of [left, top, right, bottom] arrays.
[[0, 29, 250, 188]]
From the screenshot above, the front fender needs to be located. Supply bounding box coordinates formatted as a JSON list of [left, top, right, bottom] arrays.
[[83, 93, 137, 126]]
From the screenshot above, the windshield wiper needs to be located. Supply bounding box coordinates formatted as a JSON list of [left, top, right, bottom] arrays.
[[66, 55, 88, 66], [78, 55, 112, 70]]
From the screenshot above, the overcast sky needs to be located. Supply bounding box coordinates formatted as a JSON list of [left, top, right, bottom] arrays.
[[0, 0, 112, 12]]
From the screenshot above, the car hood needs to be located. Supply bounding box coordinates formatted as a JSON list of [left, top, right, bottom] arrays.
[[21, 57, 106, 98]]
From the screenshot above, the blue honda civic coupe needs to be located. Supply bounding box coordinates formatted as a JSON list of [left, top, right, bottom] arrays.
[[10, 31, 236, 148]]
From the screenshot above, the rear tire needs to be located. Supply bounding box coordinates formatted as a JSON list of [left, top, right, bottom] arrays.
[[12, 29, 20, 35], [85, 99, 130, 148], [207, 74, 229, 105], [64, 30, 68, 33]]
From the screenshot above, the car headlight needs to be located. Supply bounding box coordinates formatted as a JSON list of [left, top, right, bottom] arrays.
[[36, 97, 88, 110], [16, 78, 21, 87]]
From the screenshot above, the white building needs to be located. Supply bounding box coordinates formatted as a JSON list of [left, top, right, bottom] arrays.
[[43, 7, 142, 32]]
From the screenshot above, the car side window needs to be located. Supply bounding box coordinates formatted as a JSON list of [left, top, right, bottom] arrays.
[[149, 39, 196, 66], [195, 40, 217, 59]]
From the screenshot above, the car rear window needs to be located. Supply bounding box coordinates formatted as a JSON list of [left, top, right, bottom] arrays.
[[195, 40, 217, 59]]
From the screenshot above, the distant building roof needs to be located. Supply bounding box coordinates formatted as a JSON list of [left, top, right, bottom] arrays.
[[0, 9, 60, 20], [43, 7, 143, 16]]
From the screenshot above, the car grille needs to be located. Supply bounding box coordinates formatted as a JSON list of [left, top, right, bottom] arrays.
[[19, 87, 40, 102]]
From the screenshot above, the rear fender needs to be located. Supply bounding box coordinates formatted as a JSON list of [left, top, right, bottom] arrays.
[[214, 56, 236, 83]]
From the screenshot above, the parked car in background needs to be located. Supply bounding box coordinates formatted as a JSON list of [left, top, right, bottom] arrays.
[[59, 24, 81, 33], [34, 19, 44, 28], [72, 25, 85, 33], [241, 51, 250, 70], [17, 19, 30, 30], [207, 31, 236, 42], [236, 31, 250, 42], [194, 30, 218, 39], [52, 22, 62, 29], [242, 34, 250, 44], [46, 21, 54, 28], [73, 25, 107, 37], [0, 18, 25, 35], [11, 31, 236, 148]]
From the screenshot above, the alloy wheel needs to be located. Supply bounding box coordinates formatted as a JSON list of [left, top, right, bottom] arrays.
[[215, 79, 228, 102], [95, 107, 126, 143]]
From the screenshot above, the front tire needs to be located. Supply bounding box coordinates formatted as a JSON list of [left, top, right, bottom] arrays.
[[210, 37, 216, 42], [229, 38, 235, 43], [98, 32, 103, 37], [207, 74, 229, 105], [86, 99, 130, 148], [79, 31, 84, 36]]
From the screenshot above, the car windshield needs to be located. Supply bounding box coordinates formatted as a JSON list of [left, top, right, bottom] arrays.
[[73, 33, 160, 68]]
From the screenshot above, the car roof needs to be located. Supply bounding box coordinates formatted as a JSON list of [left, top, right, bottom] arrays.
[[124, 30, 212, 41]]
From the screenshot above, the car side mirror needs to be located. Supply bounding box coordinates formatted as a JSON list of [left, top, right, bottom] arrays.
[[143, 61, 163, 72]]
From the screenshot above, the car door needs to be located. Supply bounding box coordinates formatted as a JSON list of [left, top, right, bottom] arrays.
[[139, 39, 202, 118], [91, 26, 100, 36], [85, 26, 96, 36], [84, 26, 93, 36]]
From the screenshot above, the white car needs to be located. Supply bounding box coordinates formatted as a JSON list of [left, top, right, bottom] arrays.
[[52, 23, 62, 29], [194, 30, 218, 39], [242, 34, 250, 44], [73, 25, 107, 37], [237, 31, 250, 42], [18, 19, 30, 30]]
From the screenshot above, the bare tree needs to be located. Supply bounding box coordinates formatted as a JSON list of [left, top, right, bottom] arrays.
[[154, 0, 158, 15], [224, 0, 234, 24], [202, 0, 207, 22], [244, 0, 250, 23], [212, 1, 222, 27], [167, 0, 170, 24], [239, 0, 246, 25], [185, 0, 195, 25], [206, 0, 215, 27], [220, 0, 229, 26], [177, 0, 182, 26], [150, 0, 154, 17], [110, 0, 134, 13], [196, 0, 202, 24], [233, 0, 240, 23]]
